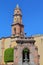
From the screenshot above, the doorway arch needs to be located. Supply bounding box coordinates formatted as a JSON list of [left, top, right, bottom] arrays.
[[22, 48, 30, 62]]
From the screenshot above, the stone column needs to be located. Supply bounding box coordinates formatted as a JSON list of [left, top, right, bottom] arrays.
[[14, 46, 18, 65]]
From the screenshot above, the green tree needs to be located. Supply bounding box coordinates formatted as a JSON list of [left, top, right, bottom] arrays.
[[4, 48, 14, 63]]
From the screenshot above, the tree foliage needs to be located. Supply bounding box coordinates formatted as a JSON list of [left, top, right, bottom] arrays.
[[4, 48, 14, 63]]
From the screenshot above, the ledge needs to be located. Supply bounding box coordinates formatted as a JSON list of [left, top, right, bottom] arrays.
[[11, 23, 24, 27], [16, 38, 35, 44]]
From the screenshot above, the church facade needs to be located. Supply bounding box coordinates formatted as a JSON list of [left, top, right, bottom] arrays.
[[0, 5, 43, 65]]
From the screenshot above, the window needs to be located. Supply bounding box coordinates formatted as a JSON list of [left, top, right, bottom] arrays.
[[17, 11, 19, 13]]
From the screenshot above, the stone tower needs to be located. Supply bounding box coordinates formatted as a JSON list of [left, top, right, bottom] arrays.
[[12, 4, 24, 37], [11, 5, 40, 65]]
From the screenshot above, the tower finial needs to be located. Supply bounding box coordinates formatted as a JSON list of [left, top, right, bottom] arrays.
[[16, 4, 19, 8]]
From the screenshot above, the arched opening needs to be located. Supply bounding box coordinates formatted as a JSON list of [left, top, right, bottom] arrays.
[[14, 28, 16, 34], [22, 48, 30, 62]]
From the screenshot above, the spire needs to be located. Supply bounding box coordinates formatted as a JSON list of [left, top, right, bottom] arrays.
[[16, 4, 19, 8]]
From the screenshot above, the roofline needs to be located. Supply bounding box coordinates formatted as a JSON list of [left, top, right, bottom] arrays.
[[32, 34, 43, 37]]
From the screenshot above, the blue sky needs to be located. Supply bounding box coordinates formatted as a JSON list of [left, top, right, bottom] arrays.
[[0, 0, 43, 38]]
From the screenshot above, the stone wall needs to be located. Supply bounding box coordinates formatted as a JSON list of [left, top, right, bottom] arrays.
[[34, 35, 43, 65]]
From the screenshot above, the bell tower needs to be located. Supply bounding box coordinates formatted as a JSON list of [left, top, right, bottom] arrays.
[[12, 4, 24, 37]]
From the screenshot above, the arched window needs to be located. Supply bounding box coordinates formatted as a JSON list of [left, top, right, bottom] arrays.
[[14, 28, 16, 34], [22, 48, 30, 62]]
